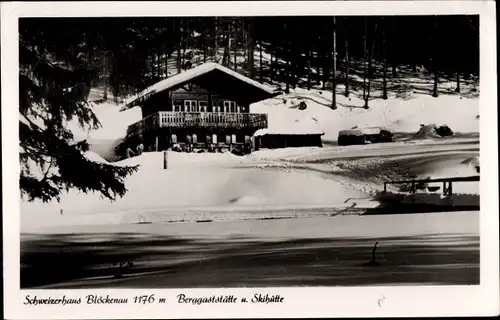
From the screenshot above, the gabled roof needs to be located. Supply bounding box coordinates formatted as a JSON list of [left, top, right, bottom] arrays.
[[121, 62, 276, 111]]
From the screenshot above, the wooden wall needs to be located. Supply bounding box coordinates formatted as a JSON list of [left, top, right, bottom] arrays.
[[141, 82, 250, 118]]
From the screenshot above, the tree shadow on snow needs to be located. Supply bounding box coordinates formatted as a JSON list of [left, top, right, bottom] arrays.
[[21, 231, 479, 289]]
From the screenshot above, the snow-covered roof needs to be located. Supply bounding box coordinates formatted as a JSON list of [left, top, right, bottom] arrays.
[[121, 62, 275, 111], [339, 127, 388, 137], [253, 110, 324, 137]]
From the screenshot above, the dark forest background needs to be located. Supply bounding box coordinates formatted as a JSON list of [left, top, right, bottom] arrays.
[[20, 15, 479, 101]]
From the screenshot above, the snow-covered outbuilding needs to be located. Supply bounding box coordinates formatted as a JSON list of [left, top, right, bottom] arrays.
[[252, 104, 325, 150], [120, 62, 277, 154]]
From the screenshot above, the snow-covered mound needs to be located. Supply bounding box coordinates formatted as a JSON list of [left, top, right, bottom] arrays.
[[21, 151, 367, 230], [412, 124, 442, 139], [251, 88, 479, 142]]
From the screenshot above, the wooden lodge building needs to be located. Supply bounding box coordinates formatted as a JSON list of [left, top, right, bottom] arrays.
[[120, 62, 276, 154]]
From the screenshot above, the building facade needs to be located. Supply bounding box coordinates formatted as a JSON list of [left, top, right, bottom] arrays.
[[120, 63, 276, 155]]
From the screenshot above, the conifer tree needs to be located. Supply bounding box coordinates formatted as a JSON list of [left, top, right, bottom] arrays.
[[19, 19, 138, 203]]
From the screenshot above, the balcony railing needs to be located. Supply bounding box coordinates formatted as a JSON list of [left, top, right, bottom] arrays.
[[127, 111, 268, 136]]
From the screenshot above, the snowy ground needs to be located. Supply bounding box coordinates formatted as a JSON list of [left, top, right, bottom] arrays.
[[21, 139, 479, 231], [20, 80, 480, 288], [21, 210, 479, 288]]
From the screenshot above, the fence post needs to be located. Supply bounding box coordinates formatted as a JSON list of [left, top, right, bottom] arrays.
[[163, 150, 168, 170]]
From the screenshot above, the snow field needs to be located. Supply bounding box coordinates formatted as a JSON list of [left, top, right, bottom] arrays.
[[251, 87, 479, 142]]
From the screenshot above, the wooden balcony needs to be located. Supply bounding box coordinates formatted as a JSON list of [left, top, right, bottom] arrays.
[[127, 111, 268, 136]]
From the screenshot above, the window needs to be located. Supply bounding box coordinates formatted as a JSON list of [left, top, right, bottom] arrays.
[[212, 100, 222, 113], [184, 100, 197, 112], [223, 101, 230, 113], [199, 101, 208, 112], [172, 100, 183, 112], [223, 101, 237, 113]]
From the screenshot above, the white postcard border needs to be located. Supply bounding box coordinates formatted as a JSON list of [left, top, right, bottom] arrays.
[[2, 1, 499, 319]]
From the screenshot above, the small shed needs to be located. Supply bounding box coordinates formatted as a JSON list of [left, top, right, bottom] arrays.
[[253, 133, 323, 150], [252, 111, 324, 150]]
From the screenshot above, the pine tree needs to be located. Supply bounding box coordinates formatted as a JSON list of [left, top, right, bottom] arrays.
[[19, 19, 138, 203]]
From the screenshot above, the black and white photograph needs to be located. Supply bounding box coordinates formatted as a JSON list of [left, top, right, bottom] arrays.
[[2, 1, 499, 319]]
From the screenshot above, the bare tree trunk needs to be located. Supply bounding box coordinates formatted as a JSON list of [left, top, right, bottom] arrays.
[[331, 16, 337, 110], [433, 16, 439, 98], [177, 43, 181, 73], [286, 52, 290, 93], [382, 18, 388, 100], [165, 41, 169, 77], [214, 18, 219, 63], [285, 51, 292, 93], [362, 17, 368, 102], [234, 44, 237, 70], [270, 48, 274, 83], [182, 41, 187, 67], [259, 39, 263, 83], [364, 20, 378, 109], [223, 20, 232, 67], [103, 53, 108, 101], [233, 20, 238, 70], [176, 20, 182, 73], [157, 47, 161, 78], [222, 34, 230, 66], [151, 53, 156, 80], [307, 48, 312, 90], [292, 43, 296, 90], [234, 23, 238, 70], [203, 39, 207, 63], [247, 19, 255, 79], [344, 18, 350, 97], [317, 51, 322, 87]]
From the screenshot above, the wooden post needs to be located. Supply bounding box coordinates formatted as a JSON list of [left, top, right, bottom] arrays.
[[443, 181, 446, 195], [163, 150, 168, 169], [411, 181, 416, 193], [383, 183, 387, 193], [448, 181, 452, 195]]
